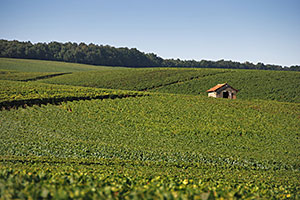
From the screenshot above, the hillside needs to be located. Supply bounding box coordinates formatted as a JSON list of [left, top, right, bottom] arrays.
[[0, 79, 146, 109], [1, 58, 299, 104], [151, 69, 300, 103], [39, 66, 300, 103], [0, 58, 108, 72], [0, 59, 300, 199], [39, 68, 226, 91], [1, 93, 299, 168]]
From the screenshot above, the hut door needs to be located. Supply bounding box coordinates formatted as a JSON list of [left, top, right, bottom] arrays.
[[223, 91, 229, 98]]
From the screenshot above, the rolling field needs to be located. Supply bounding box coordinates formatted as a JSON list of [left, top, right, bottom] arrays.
[[1, 94, 300, 199], [0, 58, 109, 72], [151, 70, 300, 103], [1, 94, 299, 168], [0, 80, 145, 109], [39, 68, 226, 91], [38, 65, 300, 103], [0, 58, 300, 199]]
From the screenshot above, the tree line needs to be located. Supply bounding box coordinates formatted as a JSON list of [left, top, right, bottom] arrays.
[[0, 39, 299, 71]]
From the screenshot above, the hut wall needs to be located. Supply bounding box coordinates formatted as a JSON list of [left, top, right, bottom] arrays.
[[208, 92, 217, 98], [216, 87, 237, 99]]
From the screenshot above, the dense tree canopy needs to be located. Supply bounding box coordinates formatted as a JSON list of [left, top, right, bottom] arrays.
[[0, 39, 298, 71]]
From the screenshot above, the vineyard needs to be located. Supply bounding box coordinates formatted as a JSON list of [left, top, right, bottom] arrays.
[[150, 70, 300, 103], [0, 58, 104, 72], [39, 68, 226, 91], [1, 158, 298, 199], [0, 58, 300, 199], [0, 80, 146, 110], [38, 66, 300, 103]]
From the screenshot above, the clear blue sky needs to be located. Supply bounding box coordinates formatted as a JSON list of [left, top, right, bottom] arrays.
[[0, 0, 299, 66]]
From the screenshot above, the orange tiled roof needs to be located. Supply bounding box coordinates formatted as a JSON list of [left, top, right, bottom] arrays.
[[206, 83, 238, 92], [206, 83, 227, 92]]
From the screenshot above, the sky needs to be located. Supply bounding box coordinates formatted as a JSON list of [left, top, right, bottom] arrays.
[[0, 0, 299, 66]]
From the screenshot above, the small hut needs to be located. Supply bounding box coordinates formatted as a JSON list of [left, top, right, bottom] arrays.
[[206, 83, 238, 99]]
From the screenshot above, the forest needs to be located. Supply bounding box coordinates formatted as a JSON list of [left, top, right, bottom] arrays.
[[1, 39, 299, 71]]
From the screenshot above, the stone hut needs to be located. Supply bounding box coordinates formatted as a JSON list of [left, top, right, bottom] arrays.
[[206, 83, 238, 99]]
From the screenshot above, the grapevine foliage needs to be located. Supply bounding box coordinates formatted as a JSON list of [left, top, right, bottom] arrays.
[[0, 64, 299, 199]]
